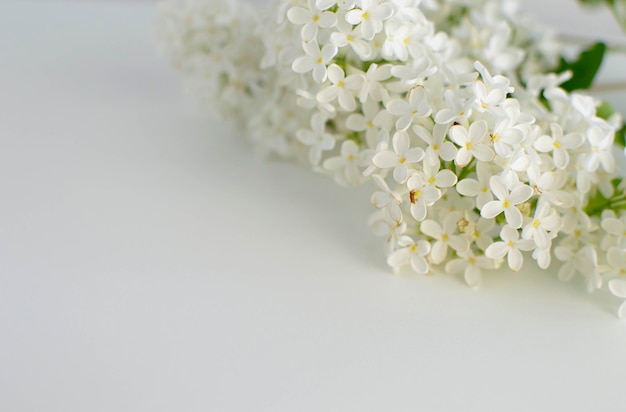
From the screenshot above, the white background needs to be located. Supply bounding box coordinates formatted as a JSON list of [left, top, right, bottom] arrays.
[[1, 1, 626, 411]]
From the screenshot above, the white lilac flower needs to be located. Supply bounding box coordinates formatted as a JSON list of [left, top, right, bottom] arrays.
[[386, 86, 432, 131], [490, 115, 525, 158], [296, 112, 335, 165], [448, 120, 495, 167], [533, 171, 574, 209], [317, 64, 363, 111], [359, 63, 392, 103], [445, 249, 496, 288], [601, 215, 626, 249], [413, 123, 457, 166], [323, 139, 365, 186], [420, 161, 457, 191], [521, 200, 560, 249], [605, 247, 626, 278], [472, 62, 513, 113], [584, 126, 616, 173], [371, 174, 403, 222], [434, 89, 473, 125], [480, 176, 533, 229], [462, 216, 497, 251], [407, 173, 441, 221], [485, 225, 534, 272], [345, 0, 394, 40], [292, 40, 338, 83], [287, 1, 337, 42], [391, 59, 437, 88], [456, 161, 494, 209], [372, 130, 425, 183], [555, 244, 598, 283], [420, 212, 468, 264], [608, 279, 626, 319], [534, 123, 584, 170], [346, 100, 392, 148], [387, 236, 431, 274], [330, 19, 373, 60]]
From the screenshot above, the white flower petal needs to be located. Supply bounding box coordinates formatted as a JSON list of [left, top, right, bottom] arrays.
[[287, 7, 311, 25], [411, 254, 429, 274], [609, 280, 626, 298], [456, 178, 480, 197], [504, 206, 523, 229], [430, 241, 447, 264], [509, 185, 533, 205], [372, 151, 398, 168], [411, 201, 427, 221], [618, 301, 626, 320], [485, 242, 508, 260], [292, 56, 315, 74], [465, 266, 482, 288], [393, 163, 408, 183], [558, 262, 575, 282], [508, 247, 523, 272], [387, 248, 410, 269], [480, 201, 503, 219], [448, 236, 468, 252], [393, 131, 410, 155], [420, 220, 443, 239], [435, 170, 457, 188]]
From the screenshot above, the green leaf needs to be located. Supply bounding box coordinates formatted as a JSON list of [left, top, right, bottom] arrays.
[[557, 42, 607, 92]]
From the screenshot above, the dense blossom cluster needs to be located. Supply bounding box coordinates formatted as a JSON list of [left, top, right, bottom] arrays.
[[157, 0, 626, 318]]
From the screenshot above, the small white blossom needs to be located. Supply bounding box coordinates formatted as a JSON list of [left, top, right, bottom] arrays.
[[345, 0, 394, 40], [448, 120, 495, 167], [445, 249, 496, 288], [317, 64, 363, 111], [407, 173, 441, 221], [485, 226, 534, 272], [372, 131, 425, 183], [292, 41, 337, 83], [296, 112, 335, 164], [420, 212, 468, 264], [534, 123, 584, 170], [481, 177, 533, 229], [287, 1, 337, 42], [386, 86, 432, 131]]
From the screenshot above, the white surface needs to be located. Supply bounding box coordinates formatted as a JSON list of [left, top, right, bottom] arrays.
[[1, 2, 626, 412]]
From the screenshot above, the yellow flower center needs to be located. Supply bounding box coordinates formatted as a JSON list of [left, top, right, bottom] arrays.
[[503, 200, 510, 208]]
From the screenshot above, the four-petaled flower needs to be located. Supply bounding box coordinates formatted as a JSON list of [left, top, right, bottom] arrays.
[[534, 123, 584, 170], [480, 176, 533, 229], [287, 1, 337, 42], [372, 131, 425, 183], [292, 41, 338, 83], [345, 0, 394, 40], [407, 173, 441, 221], [420, 212, 468, 264], [387, 236, 431, 274], [448, 120, 495, 167], [296, 112, 335, 165], [485, 226, 535, 272]]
